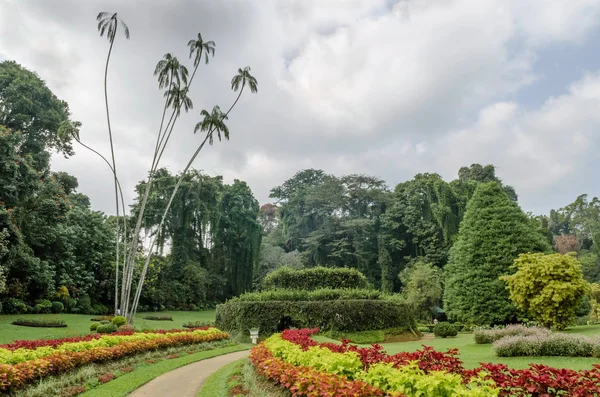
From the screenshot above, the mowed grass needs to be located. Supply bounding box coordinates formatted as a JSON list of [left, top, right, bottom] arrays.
[[0, 310, 216, 344], [315, 324, 600, 370]]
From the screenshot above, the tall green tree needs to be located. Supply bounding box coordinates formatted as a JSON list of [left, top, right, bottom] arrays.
[[443, 182, 551, 324]]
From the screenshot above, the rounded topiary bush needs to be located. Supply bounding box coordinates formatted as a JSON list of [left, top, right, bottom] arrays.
[[51, 301, 64, 313], [90, 322, 101, 331], [96, 323, 118, 334], [434, 322, 458, 338], [111, 316, 127, 327], [118, 324, 135, 332]]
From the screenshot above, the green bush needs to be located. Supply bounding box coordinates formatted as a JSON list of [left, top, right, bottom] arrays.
[[51, 301, 64, 314], [434, 322, 457, 338], [3, 298, 27, 314], [118, 324, 135, 332], [262, 266, 370, 291], [96, 323, 118, 334], [92, 303, 109, 315], [77, 295, 95, 315], [13, 318, 67, 328], [34, 299, 53, 314], [90, 322, 101, 331], [231, 288, 383, 302], [111, 316, 127, 327], [216, 300, 416, 337]]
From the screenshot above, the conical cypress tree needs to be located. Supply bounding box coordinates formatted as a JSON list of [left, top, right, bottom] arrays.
[[443, 182, 551, 325]]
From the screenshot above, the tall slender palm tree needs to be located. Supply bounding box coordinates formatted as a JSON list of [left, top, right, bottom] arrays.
[[128, 67, 258, 321], [194, 106, 228, 144], [97, 12, 129, 315], [187, 33, 215, 84]]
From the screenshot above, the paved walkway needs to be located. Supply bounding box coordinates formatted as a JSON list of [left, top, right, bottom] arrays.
[[128, 350, 250, 397]]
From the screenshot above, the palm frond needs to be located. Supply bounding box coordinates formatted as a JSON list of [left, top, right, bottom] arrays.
[[97, 12, 112, 21], [119, 19, 130, 39]]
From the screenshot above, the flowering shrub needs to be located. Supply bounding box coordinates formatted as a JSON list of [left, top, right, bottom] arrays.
[[264, 328, 600, 397], [473, 325, 550, 344], [493, 332, 598, 357], [0, 328, 229, 390]]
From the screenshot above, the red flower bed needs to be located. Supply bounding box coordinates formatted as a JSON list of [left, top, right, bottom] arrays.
[[250, 343, 392, 397], [279, 328, 600, 397], [0, 329, 228, 390]]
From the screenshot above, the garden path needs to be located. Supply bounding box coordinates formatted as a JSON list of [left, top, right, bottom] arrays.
[[128, 350, 249, 397]]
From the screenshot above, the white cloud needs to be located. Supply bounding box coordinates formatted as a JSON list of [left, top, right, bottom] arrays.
[[1, 0, 600, 216]]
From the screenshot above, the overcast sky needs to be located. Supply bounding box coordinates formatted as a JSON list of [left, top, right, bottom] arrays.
[[1, 0, 600, 216]]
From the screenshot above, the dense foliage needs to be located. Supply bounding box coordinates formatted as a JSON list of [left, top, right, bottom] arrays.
[[443, 182, 551, 325], [262, 266, 369, 290], [215, 300, 415, 336], [502, 253, 588, 329]]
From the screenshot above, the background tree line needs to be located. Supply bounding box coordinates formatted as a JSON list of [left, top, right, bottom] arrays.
[[1, 59, 599, 321]]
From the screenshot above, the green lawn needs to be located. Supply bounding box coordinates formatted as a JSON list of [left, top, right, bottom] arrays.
[[315, 325, 600, 370], [0, 310, 216, 344]]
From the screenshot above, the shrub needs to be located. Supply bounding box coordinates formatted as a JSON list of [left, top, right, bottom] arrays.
[[262, 266, 370, 291], [143, 316, 173, 321], [111, 316, 127, 327], [434, 322, 457, 338], [12, 318, 67, 328], [92, 303, 109, 315], [216, 300, 416, 337], [231, 288, 383, 302], [51, 301, 64, 313], [473, 325, 550, 344], [118, 324, 135, 332], [3, 298, 26, 314], [77, 295, 94, 314], [493, 332, 597, 357], [96, 323, 118, 334], [90, 322, 101, 331], [501, 253, 588, 330]]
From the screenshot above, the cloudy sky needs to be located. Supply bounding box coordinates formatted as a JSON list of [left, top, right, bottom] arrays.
[[1, 0, 599, 216]]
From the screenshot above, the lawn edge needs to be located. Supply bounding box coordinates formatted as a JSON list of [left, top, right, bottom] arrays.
[[196, 357, 247, 397], [80, 343, 251, 397]]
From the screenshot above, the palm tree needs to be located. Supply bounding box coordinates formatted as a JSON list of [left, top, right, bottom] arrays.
[[187, 33, 215, 84], [97, 12, 129, 315], [194, 106, 228, 144], [128, 67, 258, 321]]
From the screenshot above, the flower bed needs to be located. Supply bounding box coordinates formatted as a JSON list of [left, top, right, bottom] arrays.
[[0, 327, 228, 391], [250, 328, 600, 397], [143, 316, 173, 321], [473, 325, 549, 344], [493, 332, 599, 357], [12, 318, 67, 328]]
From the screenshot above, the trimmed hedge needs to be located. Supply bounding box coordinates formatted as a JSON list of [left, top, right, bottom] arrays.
[[230, 288, 384, 302], [434, 322, 457, 338], [262, 266, 369, 291], [143, 316, 173, 321], [216, 300, 416, 337]]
